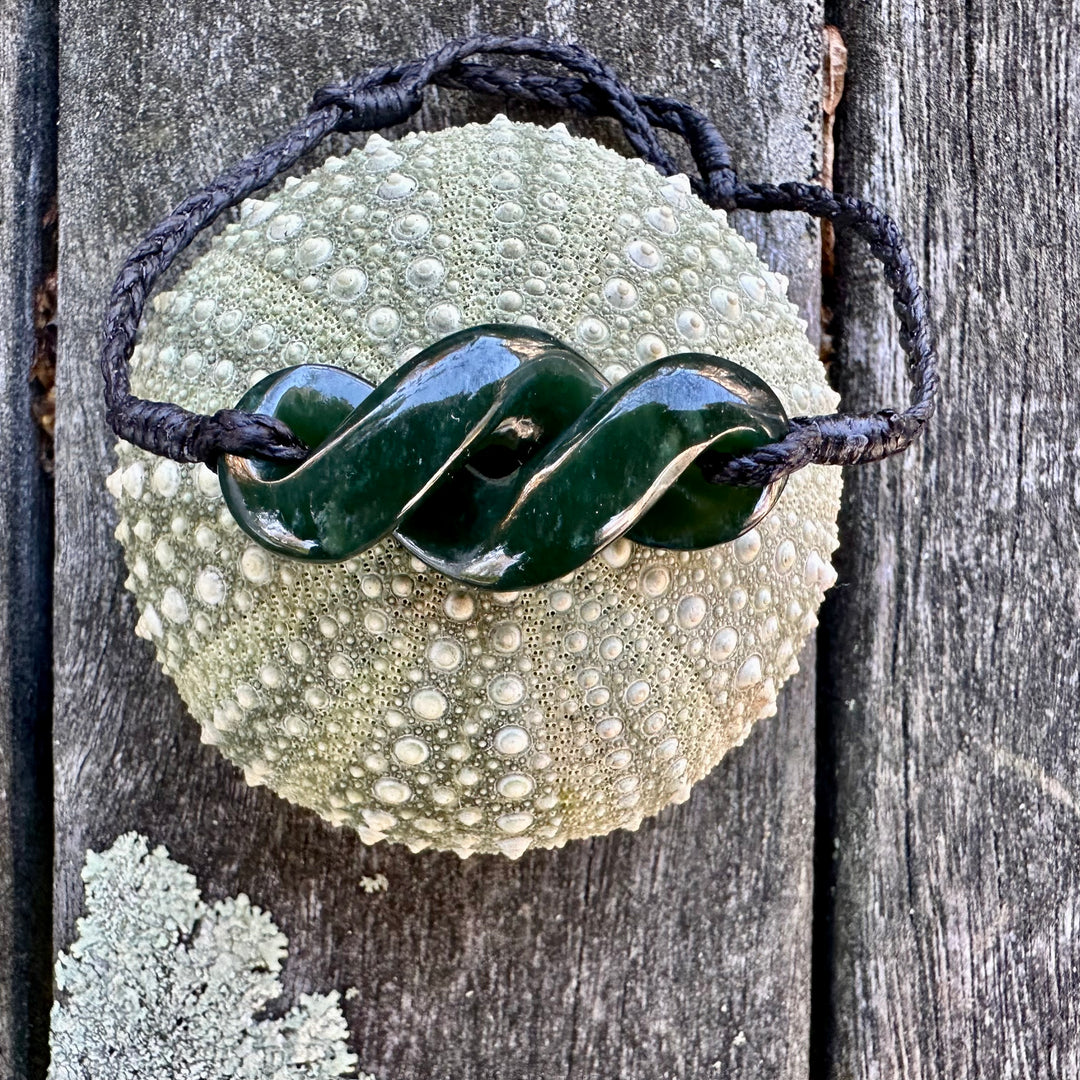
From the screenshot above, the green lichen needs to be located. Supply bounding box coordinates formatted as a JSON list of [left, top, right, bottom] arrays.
[[49, 833, 358, 1080]]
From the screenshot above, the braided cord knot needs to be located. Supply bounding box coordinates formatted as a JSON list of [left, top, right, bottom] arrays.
[[311, 67, 425, 132]]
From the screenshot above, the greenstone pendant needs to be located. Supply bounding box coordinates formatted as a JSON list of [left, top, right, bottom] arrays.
[[219, 325, 788, 590]]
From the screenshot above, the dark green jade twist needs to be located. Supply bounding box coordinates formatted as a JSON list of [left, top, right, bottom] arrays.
[[219, 325, 789, 590]]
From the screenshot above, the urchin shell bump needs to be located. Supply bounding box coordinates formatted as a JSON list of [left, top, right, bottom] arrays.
[[108, 116, 842, 858]]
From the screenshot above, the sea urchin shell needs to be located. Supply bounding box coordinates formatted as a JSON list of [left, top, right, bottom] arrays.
[[107, 116, 842, 858]]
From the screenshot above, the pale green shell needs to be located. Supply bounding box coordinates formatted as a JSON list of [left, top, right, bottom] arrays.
[[108, 116, 842, 858]]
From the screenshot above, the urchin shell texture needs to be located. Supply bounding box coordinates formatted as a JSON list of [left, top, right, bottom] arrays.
[[109, 116, 842, 858]]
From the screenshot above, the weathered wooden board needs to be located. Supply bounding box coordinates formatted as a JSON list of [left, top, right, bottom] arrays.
[[54, 4, 825, 1079], [1, 1, 56, 1076], [823, 1, 1080, 1077]]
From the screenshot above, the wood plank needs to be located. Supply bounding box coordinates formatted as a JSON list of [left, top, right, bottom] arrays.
[[0, 1, 57, 1075], [54, 7, 825, 1077], [823, 3, 1080, 1077]]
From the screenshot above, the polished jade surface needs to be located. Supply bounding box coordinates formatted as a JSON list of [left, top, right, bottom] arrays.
[[219, 325, 788, 590]]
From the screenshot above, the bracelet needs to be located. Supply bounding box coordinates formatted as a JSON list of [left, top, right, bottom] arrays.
[[101, 33, 937, 496]]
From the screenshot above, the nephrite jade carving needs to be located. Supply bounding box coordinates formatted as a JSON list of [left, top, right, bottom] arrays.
[[220, 325, 788, 590]]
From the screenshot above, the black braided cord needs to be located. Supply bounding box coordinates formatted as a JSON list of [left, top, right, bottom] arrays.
[[101, 34, 938, 486]]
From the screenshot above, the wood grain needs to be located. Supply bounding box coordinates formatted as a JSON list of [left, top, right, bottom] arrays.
[[53, 3, 825, 1078], [822, 1, 1080, 1076], [1, 1, 56, 1076]]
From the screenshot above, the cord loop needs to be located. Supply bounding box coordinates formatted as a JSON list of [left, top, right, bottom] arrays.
[[100, 33, 938, 486]]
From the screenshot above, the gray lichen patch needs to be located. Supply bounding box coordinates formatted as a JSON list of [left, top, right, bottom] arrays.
[[49, 833, 358, 1079]]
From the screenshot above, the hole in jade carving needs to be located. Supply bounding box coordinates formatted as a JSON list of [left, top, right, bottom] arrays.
[[465, 417, 546, 481]]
